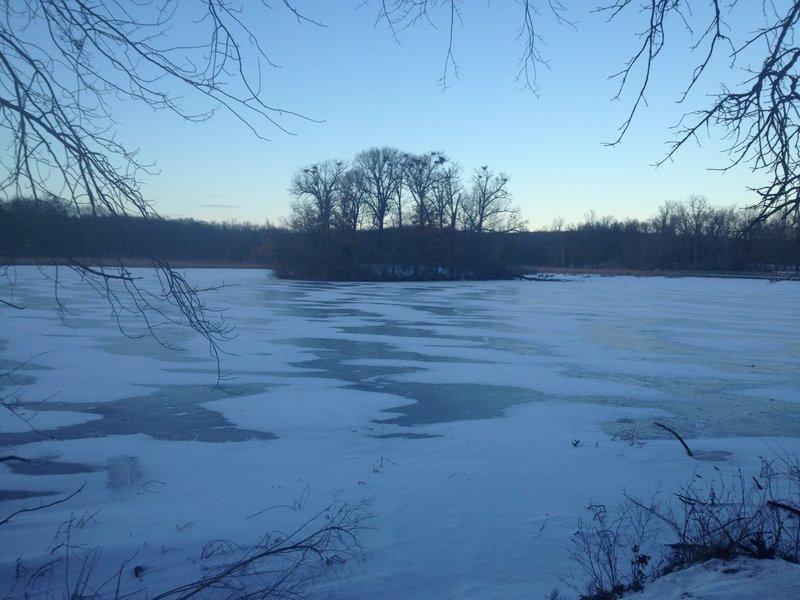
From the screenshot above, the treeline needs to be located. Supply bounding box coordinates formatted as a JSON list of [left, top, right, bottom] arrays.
[[519, 198, 799, 273], [279, 146, 524, 278], [2, 195, 798, 278], [1, 196, 265, 265], [274, 143, 799, 278], [267, 196, 799, 279]]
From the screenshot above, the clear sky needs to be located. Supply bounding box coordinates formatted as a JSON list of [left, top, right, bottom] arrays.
[[115, 2, 771, 230]]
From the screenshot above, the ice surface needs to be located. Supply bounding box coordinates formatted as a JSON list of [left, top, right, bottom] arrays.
[[1, 267, 799, 598]]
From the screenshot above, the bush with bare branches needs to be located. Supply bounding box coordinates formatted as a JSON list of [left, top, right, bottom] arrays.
[[7, 498, 372, 600], [568, 451, 800, 599]]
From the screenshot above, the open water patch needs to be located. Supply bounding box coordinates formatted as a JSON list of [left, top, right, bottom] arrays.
[[277, 337, 546, 430], [0, 490, 58, 502], [0, 352, 49, 387], [0, 383, 275, 446], [277, 305, 380, 321], [337, 320, 444, 339], [282, 337, 476, 383], [93, 333, 200, 362], [0, 368, 37, 388], [369, 382, 543, 427], [371, 432, 441, 439], [6, 457, 101, 476]]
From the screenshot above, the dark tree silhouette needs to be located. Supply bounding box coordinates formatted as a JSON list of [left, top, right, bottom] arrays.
[[404, 151, 447, 228], [463, 166, 524, 234], [288, 160, 348, 236], [431, 163, 464, 230], [339, 167, 369, 232], [354, 147, 404, 234]]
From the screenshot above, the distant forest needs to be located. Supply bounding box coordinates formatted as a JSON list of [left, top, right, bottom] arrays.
[[277, 146, 800, 279], [3, 192, 798, 279]]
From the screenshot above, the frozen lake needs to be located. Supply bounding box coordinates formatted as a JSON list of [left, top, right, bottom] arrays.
[[1, 268, 799, 598]]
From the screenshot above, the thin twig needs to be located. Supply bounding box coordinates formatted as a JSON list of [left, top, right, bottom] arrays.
[[0, 484, 85, 527]]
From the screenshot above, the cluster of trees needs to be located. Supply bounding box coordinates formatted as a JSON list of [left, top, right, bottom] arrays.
[[279, 147, 524, 278], [274, 147, 800, 278], [527, 197, 800, 273], [4, 194, 798, 278], [272, 192, 800, 278], [288, 148, 523, 235]]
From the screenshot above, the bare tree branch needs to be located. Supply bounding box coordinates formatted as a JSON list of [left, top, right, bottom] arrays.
[[515, 1, 575, 94], [599, 0, 800, 223], [0, 483, 85, 527], [371, 0, 571, 91], [152, 500, 372, 600], [1, 1, 321, 378]]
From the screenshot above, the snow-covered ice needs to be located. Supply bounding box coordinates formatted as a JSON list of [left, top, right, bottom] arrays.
[[1, 267, 798, 598]]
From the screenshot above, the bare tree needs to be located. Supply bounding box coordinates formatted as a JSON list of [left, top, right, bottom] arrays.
[[354, 146, 403, 234], [550, 217, 566, 232], [431, 162, 464, 230], [706, 204, 739, 240], [463, 166, 524, 234], [394, 153, 407, 229], [288, 160, 348, 236], [685, 195, 711, 264], [404, 151, 447, 228], [651, 200, 680, 237], [338, 167, 369, 232]]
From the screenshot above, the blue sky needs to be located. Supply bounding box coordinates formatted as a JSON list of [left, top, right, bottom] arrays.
[[118, 2, 769, 229]]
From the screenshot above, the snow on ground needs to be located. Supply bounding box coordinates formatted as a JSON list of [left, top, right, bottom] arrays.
[[629, 557, 800, 600], [1, 267, 799, 599]]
